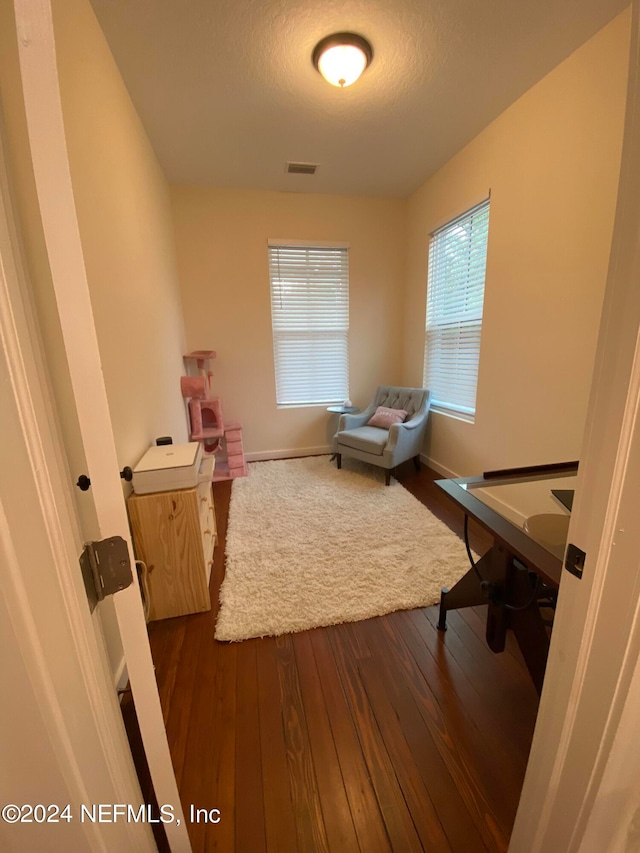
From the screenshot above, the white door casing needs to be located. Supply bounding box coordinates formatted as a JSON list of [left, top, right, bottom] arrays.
[[0, 103, 153, 852], [510, 2, 640, 850], [5, 1, 640, 851], [7, 0, 191, 850]]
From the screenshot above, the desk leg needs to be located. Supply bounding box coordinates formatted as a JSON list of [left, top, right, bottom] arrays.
[[436, 544, 551, 693], [507, 564, 550, 695], [437, 549, 494, 631], [485, 546, 511, 654]]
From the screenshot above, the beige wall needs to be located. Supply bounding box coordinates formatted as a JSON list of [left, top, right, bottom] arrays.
[[52, 0, 188, 464], [2, 0, 188, 473], [172, 188, 406, 455], [52, 0, 190, 678], [404, 9, 630, 477], [1, 0, 628, 500], [0, 0, 188, 679], [173, 12, 629, 466]]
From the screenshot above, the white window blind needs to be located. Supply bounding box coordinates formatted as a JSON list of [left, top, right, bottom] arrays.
[[423, 199, 490, 420], [268, 242, 349, 406]]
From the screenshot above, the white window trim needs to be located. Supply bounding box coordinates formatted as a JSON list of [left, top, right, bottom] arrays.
[[268, 240, 350, 408], [268, 238, 350, 249], [423, 197, 490, 422], [425, 190, 491, 238]]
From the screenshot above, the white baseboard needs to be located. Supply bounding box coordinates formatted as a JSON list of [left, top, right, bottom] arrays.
[[245, 445, 331, 462], [420, 454, 527, 527], [420, 454, 459, 479], [243, 449, 529, 526]]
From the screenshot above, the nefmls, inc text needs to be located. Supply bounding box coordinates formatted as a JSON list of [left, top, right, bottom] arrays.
[[190, 805, 221, 824]]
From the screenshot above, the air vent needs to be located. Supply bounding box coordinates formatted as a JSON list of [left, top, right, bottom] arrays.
[[286, 161, 318, 175]]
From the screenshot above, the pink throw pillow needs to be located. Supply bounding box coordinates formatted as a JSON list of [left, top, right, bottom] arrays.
[[367, 406, 408, 429]]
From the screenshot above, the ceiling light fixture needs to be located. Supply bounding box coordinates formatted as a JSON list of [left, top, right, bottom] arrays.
[[312, 32, 373, 88]]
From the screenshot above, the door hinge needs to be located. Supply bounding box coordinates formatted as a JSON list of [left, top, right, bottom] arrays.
[[80, 536, 133, 613], [565, 543, 586, 580]]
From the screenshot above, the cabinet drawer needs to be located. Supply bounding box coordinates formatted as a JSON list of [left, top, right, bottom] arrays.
[[197, 480, 213, 528]]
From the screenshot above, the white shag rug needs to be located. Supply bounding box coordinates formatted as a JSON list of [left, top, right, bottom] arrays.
[[215, 456, 471, 641]]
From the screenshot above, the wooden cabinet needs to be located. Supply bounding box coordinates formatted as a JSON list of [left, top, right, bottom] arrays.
[[127, 478, 217, 621]]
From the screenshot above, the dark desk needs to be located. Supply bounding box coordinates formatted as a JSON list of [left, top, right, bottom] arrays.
[[435, 461, 578, 694]]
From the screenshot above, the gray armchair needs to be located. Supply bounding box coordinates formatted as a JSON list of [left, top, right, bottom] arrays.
[[333, 386, 432, 485]]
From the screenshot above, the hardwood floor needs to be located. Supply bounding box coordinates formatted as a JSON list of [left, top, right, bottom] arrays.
[[148, 461, 539, 852]]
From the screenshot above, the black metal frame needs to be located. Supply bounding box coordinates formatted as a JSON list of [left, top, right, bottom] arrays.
[[435, 461, 578, 694]]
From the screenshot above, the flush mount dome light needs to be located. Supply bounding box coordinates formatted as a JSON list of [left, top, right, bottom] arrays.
[[312, 32, 373, 88]]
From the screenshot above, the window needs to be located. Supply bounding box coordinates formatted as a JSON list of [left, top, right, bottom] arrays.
[[423, 198, 490, 421], [268, 241, 349, 406]]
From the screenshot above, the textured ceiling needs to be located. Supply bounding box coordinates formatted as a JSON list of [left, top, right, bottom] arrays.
[[89, 0, 628, 197]]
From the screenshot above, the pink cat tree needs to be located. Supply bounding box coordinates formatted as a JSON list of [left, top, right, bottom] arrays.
[[181, 350, 248, 481]]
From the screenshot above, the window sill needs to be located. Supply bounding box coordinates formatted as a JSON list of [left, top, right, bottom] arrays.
[[277, 402, 344, 410], [431, 406, 475, 424]]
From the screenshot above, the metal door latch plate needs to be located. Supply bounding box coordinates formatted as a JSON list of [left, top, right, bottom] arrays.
[[80, 536, 132, 612], [565, 543, 586, 580]]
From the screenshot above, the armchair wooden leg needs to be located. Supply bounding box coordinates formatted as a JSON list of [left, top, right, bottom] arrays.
[[413, 455, 421, 472], [336, 453, 341, 469], [385, 469, 391, 486]]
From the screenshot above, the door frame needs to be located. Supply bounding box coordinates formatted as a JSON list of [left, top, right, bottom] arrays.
[[0, 93, 157, 853], [510, 2, 640, 849], [6, 1, 190, 850], [6, 0, 640, 850]]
